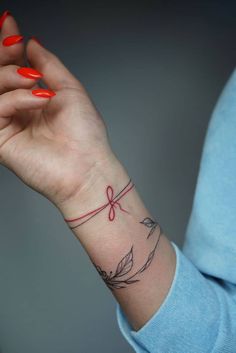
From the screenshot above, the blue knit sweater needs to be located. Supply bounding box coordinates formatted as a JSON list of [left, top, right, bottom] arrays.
[[116, 69, 236, 352]]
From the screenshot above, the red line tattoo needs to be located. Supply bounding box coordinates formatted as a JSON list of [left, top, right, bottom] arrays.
[[64, 179, 135, 229]]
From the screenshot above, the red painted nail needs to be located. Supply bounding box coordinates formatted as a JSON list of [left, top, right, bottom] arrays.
[[32, 89, 56, 98], [30, 36, 43, 47], [3, 35, 23, 46], [17, 67, 43, 79], [0, 10, 11, 30]]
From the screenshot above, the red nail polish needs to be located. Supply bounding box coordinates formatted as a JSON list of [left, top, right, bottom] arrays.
[[30, 36, 43, 47], [0, 10, 11, 30], [32, 89, 56, 98], [3, 35, 23, 46], [17, 67, 43, 79]]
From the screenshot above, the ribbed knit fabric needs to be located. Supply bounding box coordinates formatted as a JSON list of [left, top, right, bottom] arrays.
[[116, 68, 236, 352]]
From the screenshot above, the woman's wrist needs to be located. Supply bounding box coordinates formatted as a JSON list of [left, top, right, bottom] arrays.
[[56, 149, 176, 331], [56, 152, 130, 226]]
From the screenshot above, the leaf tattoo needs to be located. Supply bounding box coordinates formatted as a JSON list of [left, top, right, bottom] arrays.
[[94, 217, 162, 290], [139, 247, 156, 273], [140, 217, 156, 228], [140, 217, 159, 238], [115, 246, 134, 277]]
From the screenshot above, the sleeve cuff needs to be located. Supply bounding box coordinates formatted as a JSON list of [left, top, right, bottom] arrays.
[[116, 242, 221, 353]]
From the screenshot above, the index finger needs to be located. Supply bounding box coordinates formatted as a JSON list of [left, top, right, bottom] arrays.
[[0, 10, 25, 67]]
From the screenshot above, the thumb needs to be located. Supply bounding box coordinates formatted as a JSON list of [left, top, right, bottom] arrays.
[[26, 38, 82, 91]]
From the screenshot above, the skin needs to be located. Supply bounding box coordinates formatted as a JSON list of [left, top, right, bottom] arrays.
[[0, 13, 176, 331]]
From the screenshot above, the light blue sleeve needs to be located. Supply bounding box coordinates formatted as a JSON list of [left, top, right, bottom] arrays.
[[116, 69, 236, 353]]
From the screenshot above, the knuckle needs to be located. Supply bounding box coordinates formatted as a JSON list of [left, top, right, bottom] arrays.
[[0, 46, 24, 67], [0, 65, 19, 83], [4, 64, 20, 76], [10, 88, 24, 101]]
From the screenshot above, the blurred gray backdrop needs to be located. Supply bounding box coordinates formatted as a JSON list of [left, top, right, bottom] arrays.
[[0, 1, 235, 352]]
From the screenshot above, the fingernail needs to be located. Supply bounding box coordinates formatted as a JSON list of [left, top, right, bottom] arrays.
[[30, 36, 43, 47], [3, 35, 24, 46], [0, 10, 11, 30], [17, 67, 43, 79], [32, 89, 56, 98]]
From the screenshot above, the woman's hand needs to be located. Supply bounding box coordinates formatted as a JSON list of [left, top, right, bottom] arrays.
[[0, 11, 116, 210], [0, 12, 178, 335]]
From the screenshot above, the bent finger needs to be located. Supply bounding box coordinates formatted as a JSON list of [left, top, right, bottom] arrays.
[[0, 10, 24, 67], [26, 38, 82, 91], [0, 65, 43, 94], [0, 87, 56, 120]]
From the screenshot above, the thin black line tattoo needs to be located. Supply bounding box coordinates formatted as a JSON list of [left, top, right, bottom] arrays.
[[140, 217, 159, 239], [94, 218, 163, 290]]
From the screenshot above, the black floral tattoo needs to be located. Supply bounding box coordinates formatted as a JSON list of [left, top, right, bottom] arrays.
[[94, 217, 162, 290], [140, 217, 159, 239]]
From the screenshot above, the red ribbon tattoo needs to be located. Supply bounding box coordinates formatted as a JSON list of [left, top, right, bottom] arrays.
[[64, 179, 134, 229]]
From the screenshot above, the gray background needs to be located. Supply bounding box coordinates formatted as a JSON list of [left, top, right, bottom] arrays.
[[0, 1, 235, 352]]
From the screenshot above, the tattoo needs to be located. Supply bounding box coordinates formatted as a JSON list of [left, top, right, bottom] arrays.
[[64, 179, 135, 229], [140, 217, 159, 239], [94, 218, 162, 290]]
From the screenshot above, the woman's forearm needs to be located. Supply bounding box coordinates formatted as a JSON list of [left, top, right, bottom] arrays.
[[58, 155, 176, 331], [0, 10, 176, 333]]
